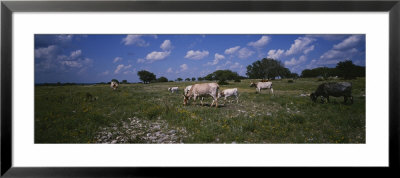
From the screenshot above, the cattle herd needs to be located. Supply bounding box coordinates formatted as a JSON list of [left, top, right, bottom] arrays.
[[111, 80, 354, 107]]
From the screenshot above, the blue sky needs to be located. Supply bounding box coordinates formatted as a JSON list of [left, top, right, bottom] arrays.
[[34, 34, 365, 83]]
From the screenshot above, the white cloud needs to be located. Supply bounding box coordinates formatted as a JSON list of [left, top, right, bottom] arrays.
[[70, 50, 82, 59], [146, 51, 171, 62], [114, 64, 132, 74], [216, 61, 244, 74], [229, 62, 242, 70], [35, 45, 57, 59], [285, 55, 307, 66], [114, 64, 125, 74], [224, 46, 255, 59], [160, 40, 173, 51], [224, 46, 240, 55], [267, 49, 285, 59], [123, 68, 136, 75], [137, 58, 145, 63], [166, 67, 173, 73], [113, 57, 123, 63], [56, 35, 73, 42], [238, 47, 254, 59], [303, 45, 315, 54], [36, 47, 93, 73], [122, 35, 152, 46], [320, 48, 358, 60], [60, 60, 82, 68], [315, 35, 363, 67], [333, 35, 362, 50], [248, 35, 270, 48], [285, 37, 316, 56], [184, 50, 209, 60], [180, 64, 188, 71], [206, 53, 225, 66], [61, 57, 92, 68]]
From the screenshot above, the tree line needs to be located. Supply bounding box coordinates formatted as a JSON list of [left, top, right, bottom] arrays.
[[301, 60, 365, 79], [113, 58, 365, 85]]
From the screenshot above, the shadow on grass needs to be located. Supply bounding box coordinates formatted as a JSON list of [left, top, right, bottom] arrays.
[[190, 103, 226, 108]]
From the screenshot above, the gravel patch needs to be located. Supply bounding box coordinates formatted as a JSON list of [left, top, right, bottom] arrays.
[[96, 117, 187, 144]]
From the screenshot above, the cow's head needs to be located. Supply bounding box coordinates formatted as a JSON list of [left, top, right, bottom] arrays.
[[217, 92, 224, 98], [250, 82, 256, 87], [310, 93, 317, 102], [183, 94, 189, 105]]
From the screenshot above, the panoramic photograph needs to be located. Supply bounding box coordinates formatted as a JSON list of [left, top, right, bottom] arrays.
[[34, 34, 365, 143]]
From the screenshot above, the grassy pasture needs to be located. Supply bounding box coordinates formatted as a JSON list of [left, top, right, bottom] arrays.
[[35, 78, 365, 143]]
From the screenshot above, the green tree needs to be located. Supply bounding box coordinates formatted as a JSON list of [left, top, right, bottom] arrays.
[[176, 78, 183, 82], [301, 67, 336, 78], [191, 77, 196, 81], [137, 70, 156, 84], [204, 70, 243, 85], [111, 79, 119, 84], [246, 58, 291, 79], [121, 80, 128, 84], [336, 60, 362, 79], [156, 76, 168, 82]]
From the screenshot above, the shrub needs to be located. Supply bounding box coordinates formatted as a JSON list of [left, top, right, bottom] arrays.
[[218, 80, 229, 85]]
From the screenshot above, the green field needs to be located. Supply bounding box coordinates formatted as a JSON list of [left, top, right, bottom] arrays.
[[35, 78, 365, 143]]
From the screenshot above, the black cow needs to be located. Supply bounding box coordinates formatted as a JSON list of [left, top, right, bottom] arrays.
[[310, 82, 353, 104]]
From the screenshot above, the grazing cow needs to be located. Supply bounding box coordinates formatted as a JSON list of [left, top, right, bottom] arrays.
[[168, 87, 179, 93], [184, 85, 204, 101], [183, 83, 219, 107], [110, 81, 118, 90], [310, 82, 353, 104], [218, 88, 239, 104], [250, 82, 274, 94]]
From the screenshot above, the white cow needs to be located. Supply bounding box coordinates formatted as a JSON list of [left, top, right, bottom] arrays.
[[183, 83, 219, 107], [250, 82, 273, 94], [110, 81, 119, 90], [185, 85, 204, 101], [168, 87, 179, 93], [218, 88, 239, 103]]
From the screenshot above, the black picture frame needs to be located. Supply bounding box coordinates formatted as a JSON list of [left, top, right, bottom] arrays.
[[1, 0, 399, 177]]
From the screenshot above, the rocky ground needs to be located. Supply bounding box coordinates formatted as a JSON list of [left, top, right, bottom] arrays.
[[95, 117, 187, 144]]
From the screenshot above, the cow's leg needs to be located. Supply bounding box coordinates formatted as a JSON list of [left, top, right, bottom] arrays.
[[236, 94, 239, 103], [200, 96, 204, 106], [271, 88, 274, 94], [193, 95, 197, 105], [210, 96, 215, 107], [326, 96, 330, 103]]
